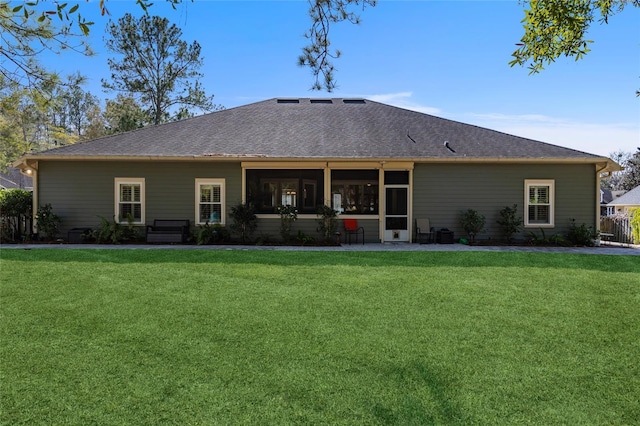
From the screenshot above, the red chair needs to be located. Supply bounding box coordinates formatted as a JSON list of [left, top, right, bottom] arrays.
[[343, 219, 364, 245]]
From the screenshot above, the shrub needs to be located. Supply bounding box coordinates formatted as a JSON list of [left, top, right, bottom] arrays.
[[527, 228, 568, 246], [460, 209, 485, 243], [496, 204, 522, 243], [316, 204, 338, 243], [35, 203, 61, 240], [0, 189, 32, 242], [567, 219, 599, 247], [277, 205, 297, 242], [296, 230, 315, 245], [630, 208, 640, 244], [94, 215, 139, 244], [229, 202, 257, 243], [196, 222, 230, 245]]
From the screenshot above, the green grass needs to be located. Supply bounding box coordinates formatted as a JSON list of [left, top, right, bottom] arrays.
[[1, 249, 639, 424]]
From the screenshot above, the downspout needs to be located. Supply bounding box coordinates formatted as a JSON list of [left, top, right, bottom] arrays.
[[595, 163, 609, 237]]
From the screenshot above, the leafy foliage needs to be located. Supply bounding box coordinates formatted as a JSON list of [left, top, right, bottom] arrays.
[[460, 209, 485, 242], [510, 0, 639, 93], [0, 73, 102, 169], [102, 13, 221, 125], [35, 203, 61, 240], [629, 208, 640, 244], [196, 222, 230, 245], [316, 204, 338, 243], [229, 202, 258, 244], [0, 188, 32, 242], [567, 218, 599, 246], [526, 228, 568, 246], [602, 148, 640, 191], [496, 204, 523, 243], [277, 205, 298, 242], [94, 215, 140, 244], [299, 0, 377, 91], [0, 1, 93, 89]]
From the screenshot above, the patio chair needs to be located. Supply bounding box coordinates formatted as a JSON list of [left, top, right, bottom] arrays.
[[415, 218, 435, 244], [343, 219, 364, 245]]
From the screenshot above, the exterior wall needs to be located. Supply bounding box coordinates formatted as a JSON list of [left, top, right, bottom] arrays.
[[38, 160, 242, 236], [412, 163, 597, 242], [38, 159, 596, 244]]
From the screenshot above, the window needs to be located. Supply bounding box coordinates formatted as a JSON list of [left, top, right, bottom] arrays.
[[246, 170, 323, 214], [331, 170, 379, 215], [115, 178, 145, 224], [196, 179, 225, 225], [525, 180, 554, 227]]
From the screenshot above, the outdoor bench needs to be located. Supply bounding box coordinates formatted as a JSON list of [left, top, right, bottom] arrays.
[[146, 219, 190, 243]]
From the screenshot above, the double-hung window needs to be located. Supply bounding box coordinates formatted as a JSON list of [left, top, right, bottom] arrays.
[[115, 178, 145, 224], [196, 179, 225, 225], [525, 179, 554, 227]]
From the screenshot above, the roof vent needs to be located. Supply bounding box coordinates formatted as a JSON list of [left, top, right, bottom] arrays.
[[310, 99, 333, 104], [342, 99, 366, 104], [277, 99, 300, 104], [444, 141, 456, 153]]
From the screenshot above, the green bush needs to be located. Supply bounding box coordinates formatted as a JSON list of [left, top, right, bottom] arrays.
[[567, 219, 598, 247], [277, 205, 297, 242], [316, 204, 338, 243], [0, 189, 33, 242], [196, 222, 230, 245], [460, 209, 485, 243], [496, 204, 522, 243], [229, 202, 257, 243], [630, 208, 640, 244], [94, 215, 140, 244], [35, 203, 61, 241]]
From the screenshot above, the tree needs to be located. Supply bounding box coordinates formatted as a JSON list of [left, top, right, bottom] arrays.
[[0, 1, 93, 90], [620, 148, 640, 190], [509, 0, 640, 95], [298, 0, 376, 91], [102, 13, 220, 125], [103, 94, 149, 134], [602, 149, 640, 191]]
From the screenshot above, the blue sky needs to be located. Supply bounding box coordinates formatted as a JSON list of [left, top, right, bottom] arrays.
[[42, 0, 639, 157]]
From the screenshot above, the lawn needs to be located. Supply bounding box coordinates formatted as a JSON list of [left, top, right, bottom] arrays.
[[1, 249, 639, 424]]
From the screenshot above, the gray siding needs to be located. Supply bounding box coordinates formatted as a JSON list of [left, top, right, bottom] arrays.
[[38, 161, 242, 236], [412, 163, 597, 242], [38, 160, 596, 244]]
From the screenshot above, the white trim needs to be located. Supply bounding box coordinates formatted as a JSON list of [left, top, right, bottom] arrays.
[[114, 177, 145, 224], [524, 179, 555, 228], [195, 178, 225, 225]]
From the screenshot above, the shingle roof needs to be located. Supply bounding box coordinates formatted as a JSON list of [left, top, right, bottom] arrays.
[[33, 98, 604, 160], [0, 168, 32, 190], [608, 185, 640, 206]]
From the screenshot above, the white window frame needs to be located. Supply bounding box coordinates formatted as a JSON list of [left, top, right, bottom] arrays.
[[114, 178, 145, 224], [524, 179, 555, 227], [195, 178, 225, 225]]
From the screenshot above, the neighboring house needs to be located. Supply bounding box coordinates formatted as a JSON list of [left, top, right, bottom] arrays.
[[0, 168, 33, 191], [600, 188, 626, 217], [607, 185, 640, 215], [12, 98, 619, 243]]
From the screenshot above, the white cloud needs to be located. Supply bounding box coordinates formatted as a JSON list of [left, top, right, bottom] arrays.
[[459, 112, 639, 157], [363, 92, 442, 115]]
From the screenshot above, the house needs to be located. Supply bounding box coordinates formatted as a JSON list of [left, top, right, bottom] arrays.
[[607, 185, 640, 216], [12, 98, 620, 243], [0, 168, 33, 191], [600, 188, 627, 217]]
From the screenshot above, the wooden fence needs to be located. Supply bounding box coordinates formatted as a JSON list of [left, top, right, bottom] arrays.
[[600, 216, 634, 244]]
